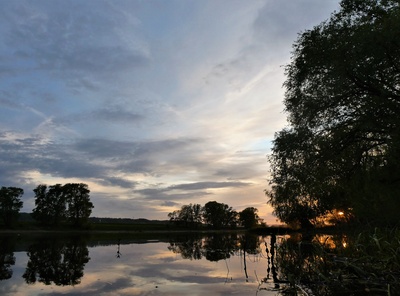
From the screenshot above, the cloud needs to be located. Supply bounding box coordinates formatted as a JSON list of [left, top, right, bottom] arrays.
[[97, 177, 138, 189], [133, 181, 251, 205], [1, 0, 151, 97], [0, 97, 22, 109], [161, 201, 180, 207], [0, 132, 47, 185], [1, 131, 229, 190], [58, 108, 144, 125], [73, 138, 136, 160], [134, 187, 211, 202], [70, 137, 206, 176], [92, 108, 144, 123], [0, 132, 136, 190], [169, 181, 251, 191]]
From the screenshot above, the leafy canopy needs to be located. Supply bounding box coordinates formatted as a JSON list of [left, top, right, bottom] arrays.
[[267, 0, 400, 227], [0, 187, 24, 228], [32, 183, 94, 227]]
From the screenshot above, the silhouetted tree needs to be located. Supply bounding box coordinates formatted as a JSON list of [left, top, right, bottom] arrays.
[[0, 186, 23, 228], [32, 183, 93, 228], [168, 203, 202, 228], [167, 210, 179, 223], [64, 183, 93, 227], [268, 0, 400, 226], [32, 184, 66, 226], [239, 207, 260, 229], [202, 201, 237, 229]]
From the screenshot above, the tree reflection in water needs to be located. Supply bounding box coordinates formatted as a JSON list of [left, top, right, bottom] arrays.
[[263, 234, 285, 286], [168, 233, 203, 260], [23, 236, 90, 286], [167, 232, 292, 293], [168, 232, 262, 285], [168, 233, 260, 263], [238, 233, 259, 282], [203, 233, 238, 262], [0, 236, 16, 280]]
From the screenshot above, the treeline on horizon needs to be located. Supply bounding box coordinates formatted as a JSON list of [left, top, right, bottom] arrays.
[[267, 0, 400, 228]]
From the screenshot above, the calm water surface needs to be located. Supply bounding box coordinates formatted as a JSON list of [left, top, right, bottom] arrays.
[[0, 232, 288, 296]]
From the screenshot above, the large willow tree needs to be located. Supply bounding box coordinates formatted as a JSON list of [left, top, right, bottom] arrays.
[[268, 0, 400, 227]]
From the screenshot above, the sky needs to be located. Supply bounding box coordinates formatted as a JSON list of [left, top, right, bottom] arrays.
[[0, 0, 340, 224]]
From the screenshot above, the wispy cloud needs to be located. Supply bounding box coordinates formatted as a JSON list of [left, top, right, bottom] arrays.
[[169, 181, 251, 191]]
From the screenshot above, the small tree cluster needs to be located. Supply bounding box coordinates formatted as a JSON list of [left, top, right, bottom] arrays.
[[32, 183, 94, 228], [168, 201, 262, 229], [239, 207, 260, 229], [168, 203, 202, 228], [202, 201, 238, 229]]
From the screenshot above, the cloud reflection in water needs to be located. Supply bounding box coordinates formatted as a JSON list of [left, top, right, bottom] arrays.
[[0, 234, 284, 295]]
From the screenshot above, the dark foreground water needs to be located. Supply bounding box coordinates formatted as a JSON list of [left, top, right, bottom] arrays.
[[0, 232, 288, 296]]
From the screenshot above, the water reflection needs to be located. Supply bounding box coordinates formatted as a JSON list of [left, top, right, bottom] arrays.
[[0, 231, 371, 295], [116, 238, 122, 258], [167, 232, 283, 292], [266, 232, 398, 295], [1, 232, 286, 295], [22, 236, 90, 286], [264, 234, 283, 284], [167, 233, 203, 260], [168, 233, 260, 262], [0, 236, 16, 280]]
